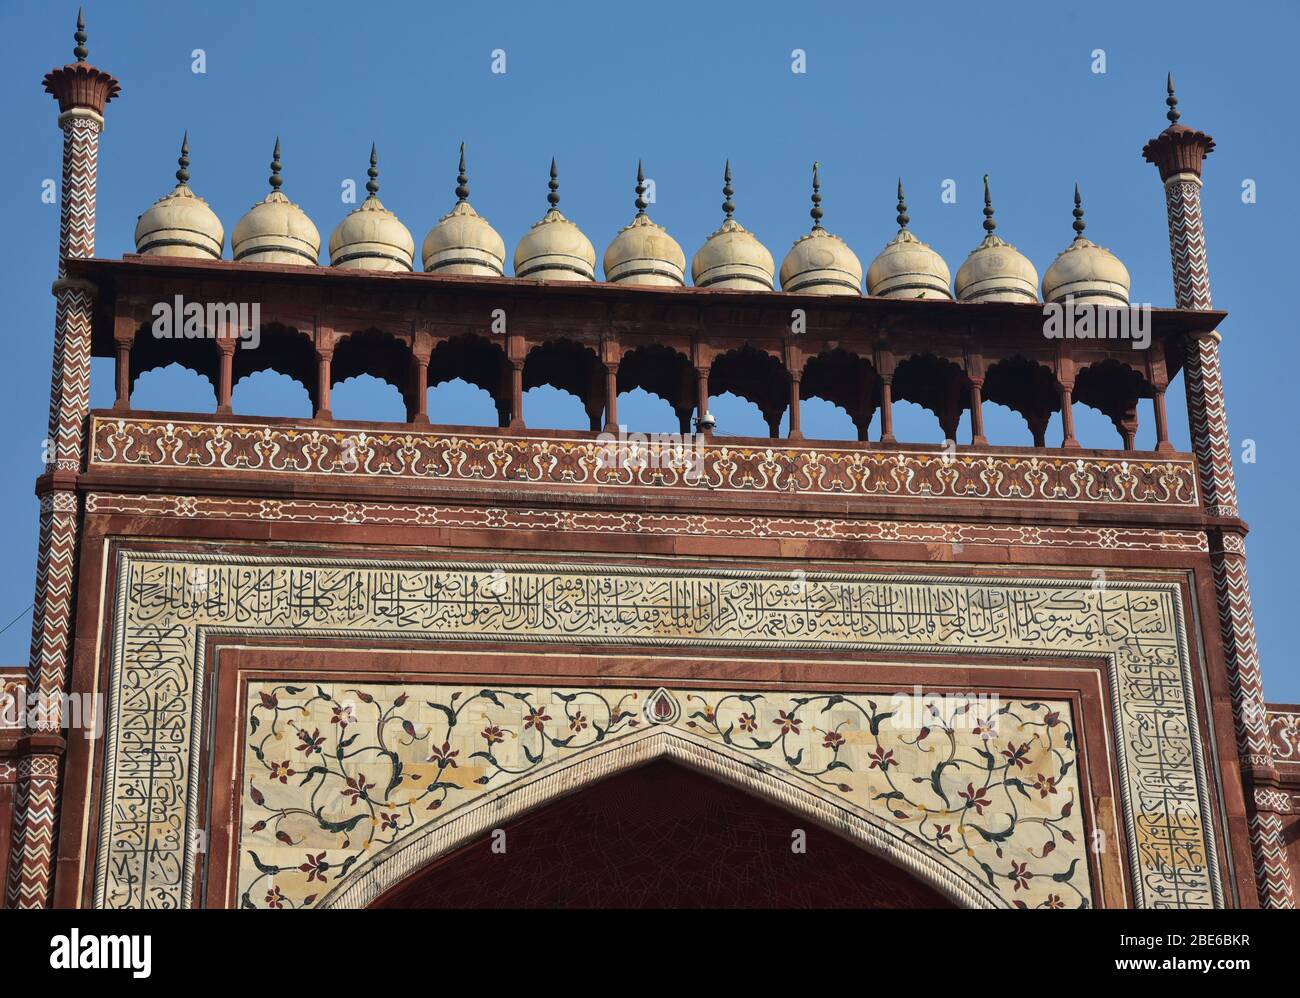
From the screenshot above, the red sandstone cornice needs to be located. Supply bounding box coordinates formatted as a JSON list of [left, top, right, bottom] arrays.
[[42, 61, 120, 115], [1142, 124, 1216, 181]]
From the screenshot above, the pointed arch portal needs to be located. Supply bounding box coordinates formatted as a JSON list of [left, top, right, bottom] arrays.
[[368, 760, 958, 909], [320, 725, 987, 909]]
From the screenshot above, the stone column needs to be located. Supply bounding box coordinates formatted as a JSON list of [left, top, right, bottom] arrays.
[[1057, 379, 1079, 449], [410, 347, 430, 424], [1143, 85, 1292, 908], [314, 342, 333, 420], [112, 311, 134, 411], [9, 16, 119, 910], [603, 363, 618, 432], [216, 335, 236, 414]]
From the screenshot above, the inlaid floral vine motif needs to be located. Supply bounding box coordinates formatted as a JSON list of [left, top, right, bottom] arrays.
[[237, 683, 1088, 909]]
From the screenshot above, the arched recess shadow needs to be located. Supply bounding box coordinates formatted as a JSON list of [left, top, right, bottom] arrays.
[[317, 725, 1002, 909], [369, 760, 956, 908]]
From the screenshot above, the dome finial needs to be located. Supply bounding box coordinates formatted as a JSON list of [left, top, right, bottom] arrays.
[[1166, 72, 1181, 126], [981, 174, 996, 234], [810, 162, 823, 230], [722, 160, 735, 220], [547, 157, 560, 209], [1072, 183, 1086, 239], [73, 7, 88, 62], [269, 138, 283, 191], [896, 178, 909, 230], [455, 142, 469, 202], [176, 132, 190, 186], [635, 160, 647, 216], [366, 143, 379, 197]]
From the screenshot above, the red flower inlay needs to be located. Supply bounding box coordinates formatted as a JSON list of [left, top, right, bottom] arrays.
[[524, 706, 552, 732], [959, 782, 993, 815], [297, 728, 325, 755], [428, 742, 459, 769], [775, 710, 801, 735], [341, 772, 374, 804], [1001, 741, 1030, 770], [268, 760, 295, 784], [299, 851, 328, 883]]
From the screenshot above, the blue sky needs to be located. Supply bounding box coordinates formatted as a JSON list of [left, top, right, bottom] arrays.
[[1, 0, 1297, 699]]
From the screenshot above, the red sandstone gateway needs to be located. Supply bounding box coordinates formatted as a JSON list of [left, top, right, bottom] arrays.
[[1, 11, 1295, 912]]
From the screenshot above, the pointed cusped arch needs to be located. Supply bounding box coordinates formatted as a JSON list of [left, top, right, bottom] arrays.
[[427, 333, 510, 426], [332, 328, 417, 418], [709, 345, 789, 438], [617, 344, 695, 433], [128, 319, 219, 397], [892, 353, 968, 442], [523, 337, 605, 431], [801, 348, 877, 441], [1073, 358, 1153, 450], [231, 322, 319, 413], [316, 724, 1004, 910], [983, 355, 1060, 447]]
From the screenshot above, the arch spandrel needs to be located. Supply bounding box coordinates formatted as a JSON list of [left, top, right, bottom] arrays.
[[238, 682, 1084, 910]]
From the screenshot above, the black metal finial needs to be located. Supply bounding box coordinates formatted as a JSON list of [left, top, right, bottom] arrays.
[[73, 8, 88, 62], [455, 142, 469, 202], [635, 160, 647, 216], [896, 178, 909, 230], [366, 143, 379, 197], [722, 160, 734, 220], [1072, 183, 1086, 238], [269, 138, 283, 191], [547, 158, 560, 209], [176, 132, 190, 186], [810, 162, 823, 230], [1166, 72, 1181, 126], [982, 174, 996, 234]]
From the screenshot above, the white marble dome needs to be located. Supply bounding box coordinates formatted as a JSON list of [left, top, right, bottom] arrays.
[[134, 134, 224, 260], [603, 163, 685, 286], [691, 163, 775, 291], [954, 177, 1037, 303], [865, 182, 951, 299], [328, 146, 414, 272], [422, 146, 505, 276], [779, 165, 861, 295], [231, 140, 320, 266], [1041, 187, 1130, 305], [513, 160, 596, 282]]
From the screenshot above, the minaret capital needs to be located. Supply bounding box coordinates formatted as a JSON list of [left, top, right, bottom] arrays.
[[1141, 74, 1215, 181], [43, 10, 120, 115], [1142, 126, 1216, 182]]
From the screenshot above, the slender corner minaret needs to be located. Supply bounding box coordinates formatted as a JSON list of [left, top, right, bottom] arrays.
[[1143, 74, 1293, 910], [8, 9, 119, 911]]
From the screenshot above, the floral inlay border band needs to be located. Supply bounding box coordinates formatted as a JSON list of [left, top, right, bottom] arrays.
[[96, 551, 1219, 909], [88, 416, 1199, 507]]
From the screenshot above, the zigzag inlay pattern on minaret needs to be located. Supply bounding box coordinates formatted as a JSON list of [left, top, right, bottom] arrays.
[[7, 104, 102, 911], [1152, 123, 1291, 908]]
